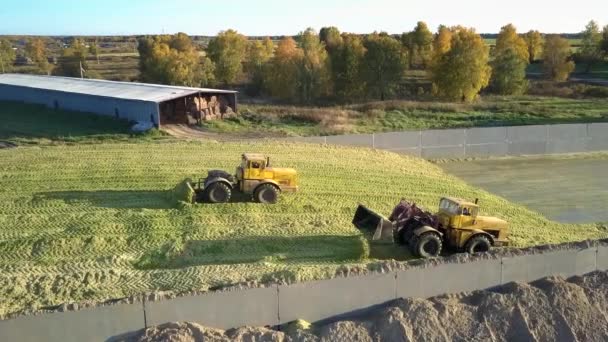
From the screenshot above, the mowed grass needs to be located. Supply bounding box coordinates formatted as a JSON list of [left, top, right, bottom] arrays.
[[1, 140, 607, 317]]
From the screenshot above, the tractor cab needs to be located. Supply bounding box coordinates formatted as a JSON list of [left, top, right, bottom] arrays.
[[438, 197, 480, 229], [237, 153, 271, 181]]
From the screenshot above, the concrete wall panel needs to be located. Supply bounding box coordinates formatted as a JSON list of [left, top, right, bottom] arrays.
[[374, 131, 421, 149], [466, 127, 508, 144], [507, 141, 547, 155], [545, 139, 589, 154], [587, 138, 608, 151], [502, 254, 549, 283], [465, 143, 509, 158], [574, 247, 598, 275], [385, 147, 422, 157], [507, 125, 547, 142], [397, 259, 502, 299], [421, 146, 465, 159], [145, 287, 278, 330], [547, 123, 588, 140], [325, 134, 373, 147], [278, 272, 395, 324], [0, 303, 144, 342], [421, 129, 465, 147], [587, 122, 608, 138], [597, 244, 608, 271]]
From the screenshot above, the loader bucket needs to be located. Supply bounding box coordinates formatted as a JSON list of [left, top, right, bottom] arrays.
[[352, 205, 394, 243]]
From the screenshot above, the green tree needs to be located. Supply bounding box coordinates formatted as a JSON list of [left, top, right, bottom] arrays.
[[542, 35, 575, 81], [138, 33, 214, 87], [319, 26, 344, 51], [601, 25, 608, 57], [297, 28, 332, 103], [523, 30, 543, 63], [244, 37, 274, 95], [207, 29, 247, 85], [400, 31, 415, 68], [490, 24, 529, 95], [579, 20, 602, 73], [333, 34, 366, 101], [89, 40, 100, 64], [411, 21, 433, 68], [265, 37, 302, 100], [0, 39, 16, 73], [491, 50, 529, 95], [25, 38, 52, 74], [55, 38, 89, 78], [363, 33, 408, 100], [430, 27, 491, 102]]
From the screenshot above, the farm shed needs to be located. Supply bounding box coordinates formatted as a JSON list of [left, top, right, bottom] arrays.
[[0, 74, 237, 127]]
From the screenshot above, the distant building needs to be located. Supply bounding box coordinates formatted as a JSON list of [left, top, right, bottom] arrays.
[[0, 74, 237, 128]]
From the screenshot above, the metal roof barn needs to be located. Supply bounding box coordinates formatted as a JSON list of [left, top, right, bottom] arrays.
[[0, 74, 237, 127]]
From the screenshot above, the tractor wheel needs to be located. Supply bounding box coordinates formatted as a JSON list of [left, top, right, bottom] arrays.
[[464, 235, 492, 254], [205, 182, 232, 203], [412, 232, 442, 258], [254, 184, 279, 204]]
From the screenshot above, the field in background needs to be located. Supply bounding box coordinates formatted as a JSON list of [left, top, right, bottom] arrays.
[[204, 96, 608, 136]]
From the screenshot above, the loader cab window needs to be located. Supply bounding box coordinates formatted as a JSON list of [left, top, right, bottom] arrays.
[[439, 199, 461, 215], [250, 161, 261, 169]]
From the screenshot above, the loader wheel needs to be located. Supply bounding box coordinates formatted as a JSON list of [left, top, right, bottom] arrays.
[[254, 184, 279, 204], [205, 182, 232, 203], [412, 233, 442, 258], [464, 235, 491, 254]]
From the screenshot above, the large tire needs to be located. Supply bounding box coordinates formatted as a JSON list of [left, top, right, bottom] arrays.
[[464, 235, 492, 254], [205, 182, 232, 203], [411, 232, 442, 258], [254, 184, 279, 204]]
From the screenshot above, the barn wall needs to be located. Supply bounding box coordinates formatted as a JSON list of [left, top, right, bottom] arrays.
[[0, 84, 160, 126]]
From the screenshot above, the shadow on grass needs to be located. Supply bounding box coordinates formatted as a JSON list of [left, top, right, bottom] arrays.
[[35, 190, 174, 209], [134, 235, 369, 270]]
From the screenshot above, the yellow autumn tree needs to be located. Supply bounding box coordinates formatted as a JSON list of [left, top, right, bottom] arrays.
[[542, 35, 575, 81], [490, 24, 529, 95], [524, 30, 543, 63], [25, 38, 52, 75], [265, 37, 303, 101], [245, 37, 274, 95], [430, 26, 491, 102]]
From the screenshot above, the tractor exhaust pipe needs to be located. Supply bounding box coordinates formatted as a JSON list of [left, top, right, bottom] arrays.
[[474, 198, 479, 204]]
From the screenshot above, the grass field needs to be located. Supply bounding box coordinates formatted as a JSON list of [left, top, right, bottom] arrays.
[[1, 101, 607, 317], [206, 96, 608, 136], [1, 138, 607, 317]]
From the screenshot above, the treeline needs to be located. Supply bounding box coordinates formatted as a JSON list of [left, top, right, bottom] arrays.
[[1, 20, 607, 103], [135, 21, 608, 103]]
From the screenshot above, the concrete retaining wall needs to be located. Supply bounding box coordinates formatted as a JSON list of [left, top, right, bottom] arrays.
[[285, 123, 608, 158], [2, 241, 607, 341]]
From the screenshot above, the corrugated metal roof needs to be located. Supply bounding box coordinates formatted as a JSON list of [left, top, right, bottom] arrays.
[[0, 74, 237, 103]]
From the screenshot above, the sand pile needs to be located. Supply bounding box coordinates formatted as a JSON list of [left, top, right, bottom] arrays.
[[130, 270, 608, 342]]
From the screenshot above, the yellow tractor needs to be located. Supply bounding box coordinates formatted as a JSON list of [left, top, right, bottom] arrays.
[[192, 153, 298, 204], [353, 197, 510, 258]]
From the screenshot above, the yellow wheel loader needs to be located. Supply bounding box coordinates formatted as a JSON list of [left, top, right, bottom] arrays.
[[353, 197, 510, 258], [192, 153, 298, 204]]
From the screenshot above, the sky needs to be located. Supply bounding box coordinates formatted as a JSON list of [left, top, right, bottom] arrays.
[[0, 0, 606, 36]]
